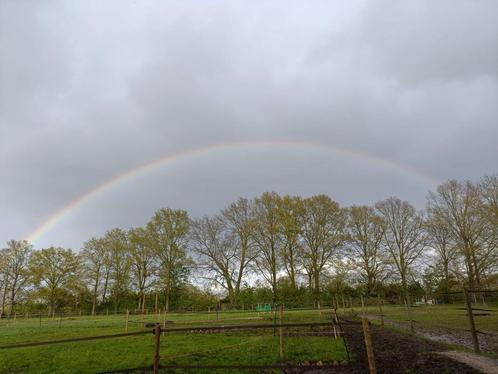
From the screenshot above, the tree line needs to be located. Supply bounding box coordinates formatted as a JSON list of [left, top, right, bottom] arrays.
[[1, 175, 496, 316]]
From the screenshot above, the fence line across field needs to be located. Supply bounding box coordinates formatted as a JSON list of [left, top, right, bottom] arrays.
[[354, 289, 496, 355], [0, 320, 343, 350], [0, 304, 352, 321], [1, 298, 393, 374]]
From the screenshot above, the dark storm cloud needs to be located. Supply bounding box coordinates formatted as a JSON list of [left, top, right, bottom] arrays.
[[1, 0, 496, 249]]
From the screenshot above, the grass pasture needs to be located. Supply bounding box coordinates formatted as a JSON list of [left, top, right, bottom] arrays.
[[2, 303, 497, 373], [345, 301, 498, 332], [0, 309, 347, 373]]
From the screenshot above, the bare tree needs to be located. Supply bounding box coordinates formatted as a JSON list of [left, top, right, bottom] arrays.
[[477, 175, 498, 285], [376, 198, 426, 304], [344, 206, 386, 295], [299, 195, 345, 308], [81, 237, 108, 315], [221, 197, 256, 304], [190, 215, 239, 305], [252, 192, 282, 303], [427, 180, 492, 289], [479, 175, 498, 226], [425, 215, 459, 295]]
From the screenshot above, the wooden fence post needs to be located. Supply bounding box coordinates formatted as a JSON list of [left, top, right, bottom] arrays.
[[153, 324, 161, 374], [464, 288, 480, 354], [162, 309, 167, 336], [279, 305, 284, 360], [362, 317, 377, 374], [331, 306, 338, 339], [404, 297, 415, 334], [377, 296, 384, 328]]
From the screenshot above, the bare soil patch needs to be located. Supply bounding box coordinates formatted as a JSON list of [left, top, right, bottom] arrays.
[[339, 319, 481, 373]]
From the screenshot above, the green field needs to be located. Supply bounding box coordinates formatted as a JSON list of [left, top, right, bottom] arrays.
[[0, 309, 347, 373], [340, 302, 498, 332]]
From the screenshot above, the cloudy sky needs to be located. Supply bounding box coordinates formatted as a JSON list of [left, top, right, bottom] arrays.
[[1, 0, 497, 250]]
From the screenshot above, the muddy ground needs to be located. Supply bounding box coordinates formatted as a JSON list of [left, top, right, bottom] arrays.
[[365, 313, 498, 355], [335, 319, 482, 373]]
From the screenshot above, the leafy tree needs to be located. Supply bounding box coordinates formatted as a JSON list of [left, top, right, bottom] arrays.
[[128, 227, 157, 311], [277, 195, 303, 290], [299, 195, 345, 308], [147, 208, 190, 311], [103, 228, 131, 312], [81, 237, 108, 314], [29, 247, 80, 315]]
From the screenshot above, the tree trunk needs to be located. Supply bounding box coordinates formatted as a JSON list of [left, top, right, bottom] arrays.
[[102, 272, 109, 304], [92, 280, 98, 315], [288, 249, 296, 289], [1, 283, 8, 318], [313, 270, 321, 308], [165, 292, 170, 312]]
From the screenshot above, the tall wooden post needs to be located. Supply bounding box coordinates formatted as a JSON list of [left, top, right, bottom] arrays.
[[279, 305, 284, 360], [377, 296, 384, 328], [404, 298, 415, 334], [153, 324, 161, 374], [332, 306, 338, 339], [162, 309, 167, 336], [362, 317, 377, 374], [464, 289, 480, 354]]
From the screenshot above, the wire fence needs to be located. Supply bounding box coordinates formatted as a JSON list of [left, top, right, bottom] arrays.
[[0, 291, 495, 372], [338, 289, 498, 355], [0, 311, 353, 373]]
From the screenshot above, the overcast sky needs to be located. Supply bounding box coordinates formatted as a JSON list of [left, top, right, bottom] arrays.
[[1, 0, 497, 250]]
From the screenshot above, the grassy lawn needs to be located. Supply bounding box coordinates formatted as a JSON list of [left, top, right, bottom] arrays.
[[0, 309, 346, 373], [337, 302, 498, 332]]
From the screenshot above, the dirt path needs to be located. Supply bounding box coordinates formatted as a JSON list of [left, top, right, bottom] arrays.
[[340, 319, 481, 373], [437, 351, 498, 374], [365, 313, 498, 355]]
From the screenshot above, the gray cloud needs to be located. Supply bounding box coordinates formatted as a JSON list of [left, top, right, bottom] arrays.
[[1, 0, 496, 249]]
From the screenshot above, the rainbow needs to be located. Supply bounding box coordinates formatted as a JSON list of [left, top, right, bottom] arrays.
[[25, 139, 439, 244]]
